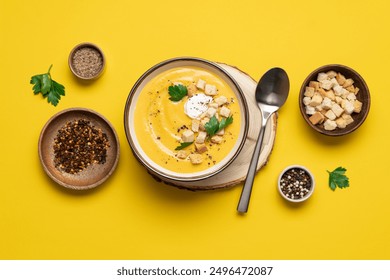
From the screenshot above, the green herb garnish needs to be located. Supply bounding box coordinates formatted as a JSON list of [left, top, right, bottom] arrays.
[[175, 142, 193, 150], [168, 84, 188, 101], [327, 166, 349, 191], [30, 65, 65, 106], [204, 115, 233, 136]]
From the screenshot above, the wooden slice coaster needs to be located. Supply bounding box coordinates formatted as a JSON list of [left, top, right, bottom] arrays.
[[152, 63, 277, 190]]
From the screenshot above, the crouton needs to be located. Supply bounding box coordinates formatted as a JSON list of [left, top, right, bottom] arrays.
[[187, 83, 197, 97], [336, 73, 346, 85], [304, 86, 315, 97], [195, 131, 207, 144], [353, 100, 363, 113], [324, 119, 337, 130], [309, 112, 325, 125], [205, 84, 217, 95], [317, 72, 328, 82], [341, 114, 354, 125], [195, 143, 208, 154], [189, 153, 203, 164], [343, 78, 354, 88], [309, 81, 320, 91], [336, 118, 347, 129], [196, 79, 206, 90], [176, 150, 189, 159], [211, 135, 223, 144], [309, 94, 323, 107], [325, 109, 337, 121], [205, 107, 217, 118], [219, 106, 231, 118], [331, 103, 344, 117], [191, 119, 199, 132], [181, 130, 194, 142], [214, 96, 228, 106]]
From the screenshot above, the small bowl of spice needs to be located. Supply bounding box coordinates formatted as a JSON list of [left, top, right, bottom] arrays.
[[38, 108, 120, 190], [68, 42, 105, 80], [278, 165, 315, 203]]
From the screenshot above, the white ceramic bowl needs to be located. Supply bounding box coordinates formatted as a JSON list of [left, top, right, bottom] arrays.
[[278, 165, 315, 202], [124, 57, 249, 182]]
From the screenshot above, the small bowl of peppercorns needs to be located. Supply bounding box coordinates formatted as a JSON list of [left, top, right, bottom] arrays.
[[278, 165, 315, 203]]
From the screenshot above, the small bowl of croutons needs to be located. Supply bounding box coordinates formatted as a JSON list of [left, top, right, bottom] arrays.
[[299, 64, 370, 136]]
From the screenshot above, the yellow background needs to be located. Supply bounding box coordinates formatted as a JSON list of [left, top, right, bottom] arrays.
[[0, 0, 389, 260]]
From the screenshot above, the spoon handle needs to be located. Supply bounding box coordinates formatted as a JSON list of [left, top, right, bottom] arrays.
[[237, 117, 268, 213]]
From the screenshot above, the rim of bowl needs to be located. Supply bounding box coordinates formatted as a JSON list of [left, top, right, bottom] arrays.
[[124, 57, 249, 182], [278, 165, 315, 203], [68, 42, 106, 80], [299, 64, 370, 136]]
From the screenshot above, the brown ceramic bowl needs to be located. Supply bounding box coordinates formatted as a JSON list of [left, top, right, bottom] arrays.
[[68, 42, 105, 80], [299, 64, 370, 136], [38, 108, 120, 190]]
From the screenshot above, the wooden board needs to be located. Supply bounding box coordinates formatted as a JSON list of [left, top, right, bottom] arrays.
[[151, 63, 278, 190]]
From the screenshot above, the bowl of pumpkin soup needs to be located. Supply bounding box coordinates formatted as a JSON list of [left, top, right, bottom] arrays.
[[124, 57, 249, 182]]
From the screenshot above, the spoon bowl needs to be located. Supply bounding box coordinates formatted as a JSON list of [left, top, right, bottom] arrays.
[[237, 67, 289, 213]]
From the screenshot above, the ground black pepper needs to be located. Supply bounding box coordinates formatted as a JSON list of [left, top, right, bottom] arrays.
[[72, 47, 103, 78], [53, 119, 110, 174], [280, 168, 312, 200]]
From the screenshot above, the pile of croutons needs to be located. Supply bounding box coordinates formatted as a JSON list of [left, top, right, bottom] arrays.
[[176, 79, 233, 165], [303, 70, 363, 130]]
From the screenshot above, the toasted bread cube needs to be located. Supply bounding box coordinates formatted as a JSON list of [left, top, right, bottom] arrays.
[[181, 130, 194, 142], [214, 96, 228, 106], [205, 84, 217, 95], [342, 100, 355, 115], [205, 107, 217, 118], [309, 94, 323, 107], [309, 112, 325, 125], [354, 87, 360, 95], [189, 153, 203, 164], [320, 79, 334, 90], [321, 97, 333, 110], [305, 106, 316, 115], [317, 72, 328, 82], [331, 103, 344, 117], [219, 106, 231, 118], [325, 109, 337, 120], [324, 90, 335, 101], [333, 85, 348, 96], [309, 81, 320, 91], [317, 87, 327, 97], [336, 73, 346, 85], [336, 117, 347, 129], [304, 86, 315, 97], [343, 78, 354, 88], [195, 143, 208, 154], [353, 100, 363, 113], [196, 79, 206, 90], [195, 131, 207, 144], [216, 128, 225, 136], [324, 119, 337, 130], [335, 96, 343, 104], [209, 102, 219, 109], [326, 70, 337, 78], [341, 114, 354, 125], [199, 117, 210, 131], [177, 150, 189, 159], [347, 93, 357, 101], [187, 83, 198, 97], [346, 85, 355, 93], [303, 96, 311, 106], [211, 135, 223, 144], [191, 119, 200, 132]]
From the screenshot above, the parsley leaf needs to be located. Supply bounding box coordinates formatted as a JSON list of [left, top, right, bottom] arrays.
[[168, 84, 188, 101], [327, 166, 349, 191], [30, 65, 65, 106], [205, 115, 233, 136], [175, 142, 193, 150]]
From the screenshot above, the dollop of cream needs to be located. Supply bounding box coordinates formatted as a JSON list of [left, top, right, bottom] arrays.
[[184, 93, 213, 119]]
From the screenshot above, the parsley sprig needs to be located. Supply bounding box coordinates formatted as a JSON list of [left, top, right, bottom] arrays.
[[327, 166, 349, 191], [175, 142, 193, 150], [30, 65, 65, 106], [204, 115, 233, 136], [168, 84, 187, 101]]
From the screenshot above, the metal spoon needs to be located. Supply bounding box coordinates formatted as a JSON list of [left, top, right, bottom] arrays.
[[237, 67, 290, 213]]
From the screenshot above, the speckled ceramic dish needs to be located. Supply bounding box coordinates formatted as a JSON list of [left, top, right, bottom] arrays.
[[38, 108, 119, 190]]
